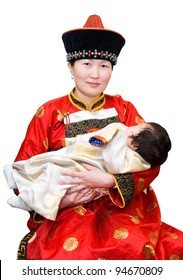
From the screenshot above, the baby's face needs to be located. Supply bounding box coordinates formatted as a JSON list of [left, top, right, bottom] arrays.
[[125, 123, 151, 150]]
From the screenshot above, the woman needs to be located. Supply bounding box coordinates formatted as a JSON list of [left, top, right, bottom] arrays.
[[14, 15, 183, 260]]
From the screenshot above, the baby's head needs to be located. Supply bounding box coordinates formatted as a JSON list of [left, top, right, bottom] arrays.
[[126, 122, 172, 167]]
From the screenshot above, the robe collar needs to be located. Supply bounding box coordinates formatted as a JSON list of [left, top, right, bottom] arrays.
[[69, 88, 105, 111]]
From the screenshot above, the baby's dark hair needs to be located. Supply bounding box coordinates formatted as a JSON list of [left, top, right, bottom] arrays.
[[131, 122, 172, 167]]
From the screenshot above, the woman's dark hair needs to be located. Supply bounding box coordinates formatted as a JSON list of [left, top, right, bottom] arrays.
[[131, 122, 172, 167]]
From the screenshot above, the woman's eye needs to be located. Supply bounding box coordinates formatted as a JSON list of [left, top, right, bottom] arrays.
[[101, 64, 108, 68], [83, 62, 91, 66]]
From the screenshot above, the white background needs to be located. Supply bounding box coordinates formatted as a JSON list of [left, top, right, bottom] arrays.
[[0, 0, 183, 262]]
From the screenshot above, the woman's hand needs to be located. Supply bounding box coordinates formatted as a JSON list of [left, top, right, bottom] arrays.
[[58, 163, 115, 209], [59, 189, 99, 209], [59, 163, 115, 191]]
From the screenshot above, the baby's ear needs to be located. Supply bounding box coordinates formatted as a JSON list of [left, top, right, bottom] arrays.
[[127, 137, 136, 151]]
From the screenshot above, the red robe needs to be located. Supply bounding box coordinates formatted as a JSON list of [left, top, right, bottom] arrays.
[[15, 89, 183, 260]]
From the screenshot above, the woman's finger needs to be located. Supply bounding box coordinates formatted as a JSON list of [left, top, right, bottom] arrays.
[[58, 176, 83, 185], [60, 169, 81, 178], [66, 185, 86, 194]]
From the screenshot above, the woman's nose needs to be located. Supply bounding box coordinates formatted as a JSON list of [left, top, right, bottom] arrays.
[[90, 66, 100, 78]]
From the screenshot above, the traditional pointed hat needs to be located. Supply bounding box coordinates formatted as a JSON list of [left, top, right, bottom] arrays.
[[62, 15, 125, 65]]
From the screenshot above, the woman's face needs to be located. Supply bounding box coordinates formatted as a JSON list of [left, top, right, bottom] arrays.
[[68, 59, 113, 103]]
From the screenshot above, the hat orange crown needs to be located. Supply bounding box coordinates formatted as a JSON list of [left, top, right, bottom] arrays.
[[83, 15, 104, 29]]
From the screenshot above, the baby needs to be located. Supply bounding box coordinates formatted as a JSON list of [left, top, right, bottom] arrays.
[[4, 121, 171, 220]]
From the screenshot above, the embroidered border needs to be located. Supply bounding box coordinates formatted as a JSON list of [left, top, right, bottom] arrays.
[[65, 116, 121, 138], [66, 49, 118, 65], [113, 173, 135, 203], [69, 91, 105, 111], [17, 231, 35, 260], [70, 94, 87, 110]]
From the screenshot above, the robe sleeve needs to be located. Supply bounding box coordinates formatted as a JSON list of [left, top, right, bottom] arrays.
[[13, 102, 65, 197], [14, 103, 65, 161]]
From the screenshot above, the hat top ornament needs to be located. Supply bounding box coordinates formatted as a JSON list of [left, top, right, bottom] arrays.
[[62, 15, 125, 65], [83, 14, 104, 28]]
